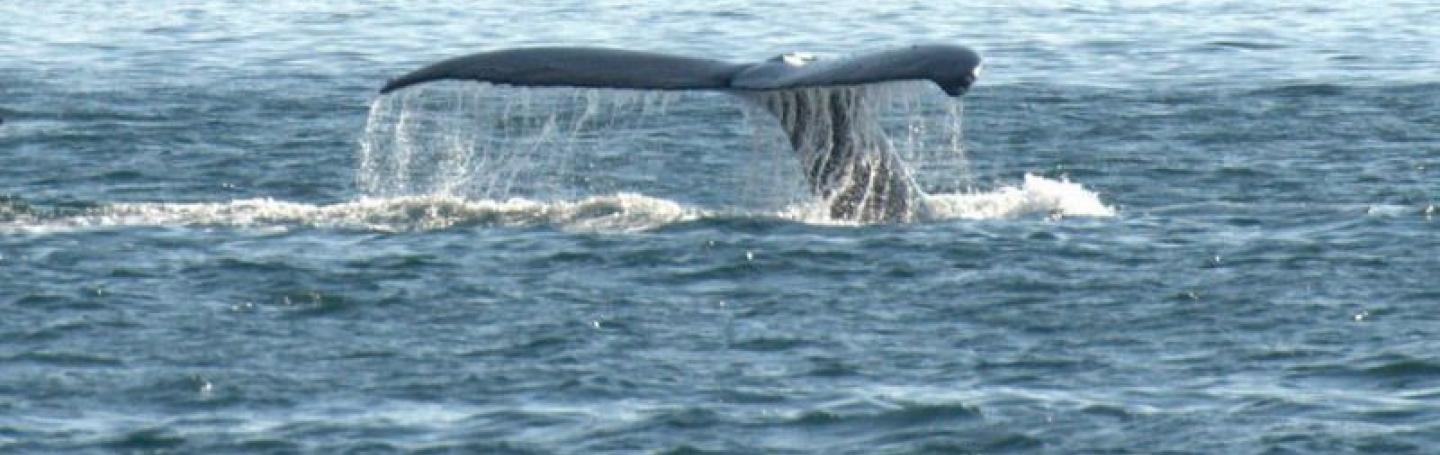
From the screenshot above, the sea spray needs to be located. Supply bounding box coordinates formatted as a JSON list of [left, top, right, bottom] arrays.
[[358, 83, 696, 200], [360, 81, 976, 216], [0, 82, 1110, 234]]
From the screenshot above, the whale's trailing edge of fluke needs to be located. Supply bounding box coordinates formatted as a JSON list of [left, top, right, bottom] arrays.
[[380, 47, 744, 94], [379, 44, 981, 97], [378, 44, 982, 223]]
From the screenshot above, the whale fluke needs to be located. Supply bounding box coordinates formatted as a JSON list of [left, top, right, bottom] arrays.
[[379, 44, 982, 222], [381, 44, 979, 96], [380, 47, 744, 94]]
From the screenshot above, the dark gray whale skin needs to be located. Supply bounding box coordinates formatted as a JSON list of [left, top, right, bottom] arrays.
[[380, 44, 981, 222]]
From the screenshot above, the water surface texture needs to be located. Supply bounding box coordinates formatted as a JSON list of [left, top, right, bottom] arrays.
[[2, 1, 1438, 453]]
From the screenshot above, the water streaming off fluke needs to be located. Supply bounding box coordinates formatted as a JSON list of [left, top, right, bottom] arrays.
[[0, 81, 1111, 234], [354, 81, 1110, 226]]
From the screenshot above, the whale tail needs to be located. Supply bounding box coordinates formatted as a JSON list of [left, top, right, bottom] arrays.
[[379, 45, 980, 96], [379, 45, 980, 222], [746, 87, 920, 222]]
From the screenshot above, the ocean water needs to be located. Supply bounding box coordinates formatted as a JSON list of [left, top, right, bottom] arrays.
[[1, 1, 1437, 453]]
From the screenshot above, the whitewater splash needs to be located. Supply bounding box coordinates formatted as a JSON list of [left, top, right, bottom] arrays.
[[0, 194, 697, 234], [924, 174, 1115, 220], [350, 81, 1113, 226], [357, 84, 684, 199], [2, 81, 1116, 234], [785, 174, 1113, 224], [356, 81, 982, 209], [0, 176, 1111, 234]]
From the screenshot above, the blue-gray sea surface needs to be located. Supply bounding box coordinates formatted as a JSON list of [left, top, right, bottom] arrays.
[[2, 1, 1438, 453]]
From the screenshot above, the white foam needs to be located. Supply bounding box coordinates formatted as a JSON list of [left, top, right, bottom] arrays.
[[1, 176, 1113, 235], [1365, 203, 1429, 218], [920, 174, 1116, 221], [0, 193, 702, 234]]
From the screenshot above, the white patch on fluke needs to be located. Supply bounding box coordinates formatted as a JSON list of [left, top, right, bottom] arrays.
[[781, 52, 817, 66]]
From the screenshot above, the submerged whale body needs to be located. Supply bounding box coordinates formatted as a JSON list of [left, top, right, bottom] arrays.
[[380, 44, 982, 222]]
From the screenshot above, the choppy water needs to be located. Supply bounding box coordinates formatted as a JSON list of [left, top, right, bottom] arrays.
[[2, 1, 1437, 453]]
